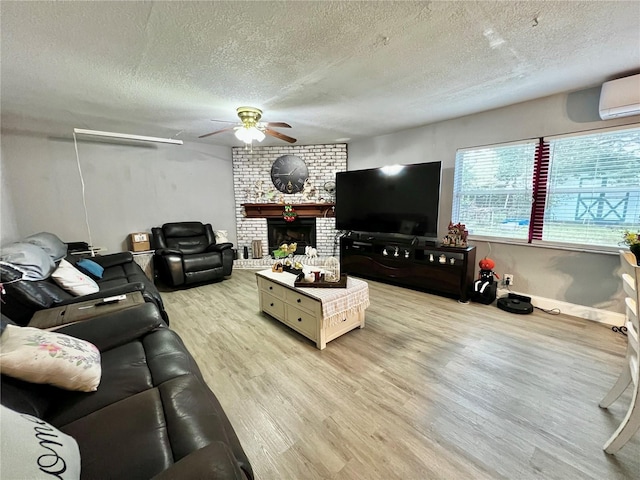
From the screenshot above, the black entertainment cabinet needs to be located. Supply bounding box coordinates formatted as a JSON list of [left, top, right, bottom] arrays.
[[340, 234, 476, 302]]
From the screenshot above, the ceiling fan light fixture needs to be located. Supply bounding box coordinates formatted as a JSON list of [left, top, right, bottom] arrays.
[[234, 126, 265, 143], [200, 106, 295, 144], [234, 127, 250, 143], [253, 127, 266, 142]]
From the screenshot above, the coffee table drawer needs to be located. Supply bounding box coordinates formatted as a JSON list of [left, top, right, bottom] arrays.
[[257, 277, 287, 299], [285, 304, 317, 340], [325, 310, 362, 338], [261, 292, 285, 320], [284, 289, 318, 313]]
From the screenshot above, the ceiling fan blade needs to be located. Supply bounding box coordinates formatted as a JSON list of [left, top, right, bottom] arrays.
[[264, 128, 297, 144], [199, 127, 235, 138], [265, 122, 291, 128], [209, 119, 238, 124]]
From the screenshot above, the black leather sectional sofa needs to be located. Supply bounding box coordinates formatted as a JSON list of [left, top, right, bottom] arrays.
[[0, 234, 253, 479], [1, 251, 167, 326], [0, 304, 253, 479]]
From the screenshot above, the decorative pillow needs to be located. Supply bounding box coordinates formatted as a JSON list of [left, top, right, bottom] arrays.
[[0, 242, 56, 281], [0, 324, 101, 392], [76, 258, 104, 279], [0, 404, 81, 479], [23, 232, 68, 262], [51, 259, 99, 296], [214, 230, 229, 244], [1, 314, 16, 335]]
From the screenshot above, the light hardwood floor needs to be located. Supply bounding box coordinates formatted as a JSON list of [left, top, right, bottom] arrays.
[[161, 269, 639, 479]]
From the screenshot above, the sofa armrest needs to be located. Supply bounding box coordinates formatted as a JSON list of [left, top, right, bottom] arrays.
[[206, 242, 233, 252], [55, 283, 144, 307], [91, 251, 134, 268], [155, 252, 185, 286], [151, 442, 249, 480], [55, 303, 166, 351]]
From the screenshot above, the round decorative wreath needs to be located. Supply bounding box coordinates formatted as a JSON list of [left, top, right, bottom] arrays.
[[283, 205, 297, 222]]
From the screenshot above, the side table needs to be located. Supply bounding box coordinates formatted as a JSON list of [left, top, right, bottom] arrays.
[[130, 250, 155, 281], [28, 291, 145, 330]]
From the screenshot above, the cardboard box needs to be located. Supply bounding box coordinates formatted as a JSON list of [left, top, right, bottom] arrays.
[[129, 232, 151, 252]]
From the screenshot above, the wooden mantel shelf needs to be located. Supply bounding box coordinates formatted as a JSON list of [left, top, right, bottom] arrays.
[[242, 203, 335, 218]]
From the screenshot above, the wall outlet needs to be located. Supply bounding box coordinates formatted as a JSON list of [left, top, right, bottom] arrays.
[[504, 274, 514, 286]]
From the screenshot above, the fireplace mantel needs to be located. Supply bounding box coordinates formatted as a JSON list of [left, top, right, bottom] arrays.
[[242, 203, 335, 218]]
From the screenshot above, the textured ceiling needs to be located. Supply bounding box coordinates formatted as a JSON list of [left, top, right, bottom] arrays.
[[1, 1, 639, 146]]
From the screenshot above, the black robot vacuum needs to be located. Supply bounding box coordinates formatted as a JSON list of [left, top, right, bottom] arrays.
[[497, 293, 534, 314]]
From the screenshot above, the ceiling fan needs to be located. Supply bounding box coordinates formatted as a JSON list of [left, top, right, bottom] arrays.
[[199, 107, 296, 144]]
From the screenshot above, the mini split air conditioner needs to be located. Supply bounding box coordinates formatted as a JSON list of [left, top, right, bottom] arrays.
[[599, 74, 640, 120]]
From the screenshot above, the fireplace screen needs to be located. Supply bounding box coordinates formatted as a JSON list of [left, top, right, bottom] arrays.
[[267, 218, 316, 256]]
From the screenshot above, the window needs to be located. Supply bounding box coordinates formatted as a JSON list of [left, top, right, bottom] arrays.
[[453, 140, 538, 241], [452, 125, 640, 249]]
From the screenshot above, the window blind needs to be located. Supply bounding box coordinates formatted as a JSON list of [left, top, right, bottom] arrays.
[[452, 125, 640, 250], [452, 141, 538, 240], [539, 127, 640, 247]]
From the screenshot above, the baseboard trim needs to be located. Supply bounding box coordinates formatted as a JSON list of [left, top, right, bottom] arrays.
[[496, 288, 624, 327]]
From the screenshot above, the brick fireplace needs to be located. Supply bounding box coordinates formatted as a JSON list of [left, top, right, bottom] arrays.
[[267, 218, 316, 255], [232, 144, 347, 260]]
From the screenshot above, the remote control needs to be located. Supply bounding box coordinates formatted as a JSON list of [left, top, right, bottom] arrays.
[[96, 294, 127, 306]]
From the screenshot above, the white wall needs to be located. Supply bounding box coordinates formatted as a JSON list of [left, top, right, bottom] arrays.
[[348, 87, 640, 318], [0, 145, 19, 244], [1, 131, 236, 252]]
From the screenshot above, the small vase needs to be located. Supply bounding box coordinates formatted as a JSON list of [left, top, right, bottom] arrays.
[[630, 244, 640, 266]]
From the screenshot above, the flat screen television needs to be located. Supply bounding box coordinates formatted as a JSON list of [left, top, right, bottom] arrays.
[[336, 162, 441, 238]]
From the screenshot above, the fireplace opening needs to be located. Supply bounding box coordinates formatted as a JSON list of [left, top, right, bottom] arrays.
[[267, 218, 316, 256]]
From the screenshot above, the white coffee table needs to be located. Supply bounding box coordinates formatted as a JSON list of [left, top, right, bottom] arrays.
[[255, 269, 369, 349]]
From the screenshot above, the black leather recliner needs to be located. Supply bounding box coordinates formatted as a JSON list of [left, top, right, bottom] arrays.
[[152, 222, 234, 287]]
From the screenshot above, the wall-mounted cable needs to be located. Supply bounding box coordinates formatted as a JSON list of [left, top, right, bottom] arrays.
[[72, 132, 95, 257]]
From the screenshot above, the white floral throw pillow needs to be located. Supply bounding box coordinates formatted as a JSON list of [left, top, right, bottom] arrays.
[[51, 258, 99, 296], [0, 324, 101, 392]]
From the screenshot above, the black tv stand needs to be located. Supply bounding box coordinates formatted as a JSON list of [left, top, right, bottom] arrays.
[[340, 235, 476, 302]]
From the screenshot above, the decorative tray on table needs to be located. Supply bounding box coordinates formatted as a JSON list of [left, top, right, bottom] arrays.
[[282, 265, 303, 276], [294, 273, 348, 288]]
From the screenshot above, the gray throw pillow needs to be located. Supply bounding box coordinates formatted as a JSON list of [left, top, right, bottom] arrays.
[[23, 232, 68, 262], [0, 242, 56, 281]]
